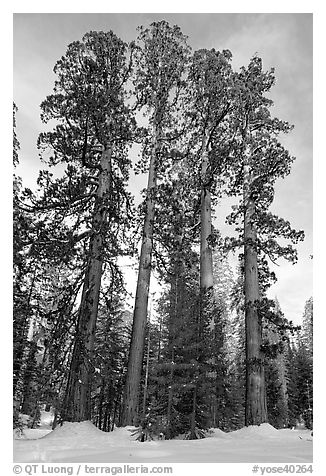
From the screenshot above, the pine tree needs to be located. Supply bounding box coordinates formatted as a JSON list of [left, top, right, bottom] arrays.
[[263, 299, 289, 428], [227, 265, 246, 430], [150, 159, 218, 438], [295, 298, 313, 429], [301, 297, 313, 358], [13, 103, 39, 427], [210, 250, 236, 430], [284, 339, 300, 427], [92, 280, 131, 431], [138, 175, 199, 438]]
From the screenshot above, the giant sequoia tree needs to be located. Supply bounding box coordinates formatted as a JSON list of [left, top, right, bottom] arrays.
[[158, 48, 235, 438], [123, 21, 190, 426], [185, 48, 233, 295], [36, 31, 135, 422], [227, 56, 304, 425]]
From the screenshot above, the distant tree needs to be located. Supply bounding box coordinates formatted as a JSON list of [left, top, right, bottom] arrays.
[[13, 102, 25, 415], [13, 102, 38, 427], [152, 251, 209, 439], [284, 340, 299, 427], [92, 281, 131, 431], [292, 298, 313, 429], [301, 297, 313, 358], [264, 300, 289, 428], [226, 265, 246, 430], [210, 251, 237, 430], [288, 341, 313, 429]]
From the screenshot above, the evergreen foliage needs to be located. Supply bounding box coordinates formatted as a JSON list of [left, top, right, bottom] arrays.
[[13, 22, 312, 439]]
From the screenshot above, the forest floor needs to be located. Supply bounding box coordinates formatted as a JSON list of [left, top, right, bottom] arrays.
[[13, 412, 313, 463]]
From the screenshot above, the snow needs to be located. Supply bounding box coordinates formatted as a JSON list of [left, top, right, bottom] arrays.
[[42, 421, 106, 440], [13, 420, 313, 463], [230, 423, 279, 438]]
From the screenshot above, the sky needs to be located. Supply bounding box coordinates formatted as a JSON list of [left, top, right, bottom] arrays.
[[12, 12, 313, 324]]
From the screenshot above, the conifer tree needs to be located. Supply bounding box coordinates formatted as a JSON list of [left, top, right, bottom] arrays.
[[181, 47, 234, 438], [227, 265, 246, 429], [284, 339, 299, 427], [13, 103, 40, 426], [210, 250, 236, 430], [35, 30, 135, 422], [294, 298, 313, 429], [185, 48, 233, 305], [226, 56, 304, 425], [264, 300, 289, 428], [133, 168, 199, 438], [123, 20, 190, 426], [301, 297, 313, 358], [13, 102, 26, 417], [92, 280, 131, 431]]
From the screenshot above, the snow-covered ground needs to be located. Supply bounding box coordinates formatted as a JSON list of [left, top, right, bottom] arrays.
[[13, 416, 313, 463]]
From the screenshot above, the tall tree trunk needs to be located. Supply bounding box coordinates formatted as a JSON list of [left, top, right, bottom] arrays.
[[98, 378, 105, 430], [189, 384, 198, 439], [20, 340, 38, 416], [200, 134, 214, 292], [103, 403, 110, 432], [63, 147, 112, 422], [277, 354, 289, 425], [111, 393, 120, 431], [243, 162, 268, 426], [122, 133, 158, 426], [185, 134, 215, 438], [141, 324, 151, 424], [166, 347, 175, 440], [166, 275, 177, 439]]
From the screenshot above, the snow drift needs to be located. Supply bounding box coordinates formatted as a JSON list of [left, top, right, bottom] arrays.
[[13, 421, 313, 463]]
